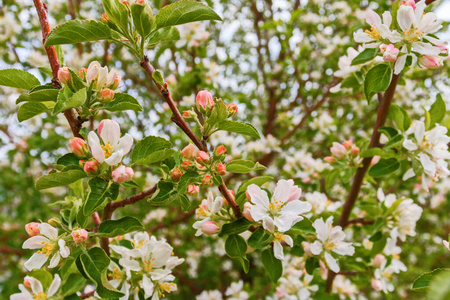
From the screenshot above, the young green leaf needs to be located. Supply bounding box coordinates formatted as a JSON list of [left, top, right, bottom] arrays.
[[131, 3, 154, 39], [219, 218, 253, 237], [225, 234, 247, 258], [17, 102, 49, 122], [0, 69, 40, 90], [262, 248, 282, 283], [216, 120, 260, 139], [131, 136, 173, 165], [16, 87, 59, 104], [364, 64, 392, 102], [351, 48, 378, 65], [369, 158, 400, 177], [147, 27, 180, 47], [226, 160, 267, 174], [52, 87, 86, 115], [248, 227, 273, 249], [35, 169, 87, 190], [428, 94, 446, 129], [97, 216, 145, 238], [83, 178, 112, 215], [103, 93, 143, 112]]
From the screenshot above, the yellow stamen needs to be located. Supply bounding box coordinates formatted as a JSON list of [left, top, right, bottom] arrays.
[[143, 258, 156, 272], [274, 233, 284, 241], [110, 266, 122, 281], [159, 282, 176, 297], [101, 143, 114, 158], [34, 292, 47, 300], [132, 239, 148, 249], [36, 242, 54, 257], [365, 26, 381, 39]]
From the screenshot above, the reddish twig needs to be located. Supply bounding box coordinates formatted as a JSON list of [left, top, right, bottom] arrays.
[[325, 73, 400, 293], [110, 185, 157, 211], [79, 290, 95, 299], [347, 218, 374, 225], [139, 57, 242, 218]]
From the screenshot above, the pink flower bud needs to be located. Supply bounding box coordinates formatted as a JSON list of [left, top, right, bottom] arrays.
[[135, 0, 145, 5], [324, 156, 335, 163], [69, 137, 90, 158], [437, 45, 448, 55], [302, 241, 313, 256], [79, 68, 87, 80], [172, 168, 183, 181], [112, 165, 134, 184], [100, 13, 109, 23], [216, 163, 227, 175], [181, 160, 192, 170], [25, 222, 40, 236], [196, 90, 214, 111], [84, 161, 100, 175], [330, 142, 347, 158], [350, 146, 360, 156], [288, 186, 302, 202], [243, 202, 254, 221], [23, 278, 31, 289], [400, 0, 415, 8], [109, 73, 122, 90], [86, 61, 101, 84], [187, 185, 199, 195], [371, 155, 380, 165], [57, 67, 71, 85], [181, 144, 196, 159], [419, 55, 444, 69], [202, 175, 213, 186], [98, 88, 115, 103], [201, 221, 220, 235], [196, 151, 210, 164], [380, 44, 399, 62], [373, 254, 386, 267], [226, 103, 238, 116], [342, 140, 353, 150], [215, 145, 227, 156], [371, 279, 383, 291], [72, 229, 88, 243]]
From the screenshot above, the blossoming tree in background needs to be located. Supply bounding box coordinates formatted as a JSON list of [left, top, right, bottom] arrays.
[[1, 0, 450, 299]]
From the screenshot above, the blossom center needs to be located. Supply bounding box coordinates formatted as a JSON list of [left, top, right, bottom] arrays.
[[274, 232, 284, 241], [196, 206, 209, 218], [268, 199, 283, 215], [101, 143, 114, 158], [324, 240, 336, 251], [110, 266, 122, 281], [34, 292, 47, 300], [159, 283, 176, 297], [132, 239, 148, 249], [365, 26, 381, 39], [403, 27, 423, 43], [37, 242, 55, 257], [143, 258, 156, 272]]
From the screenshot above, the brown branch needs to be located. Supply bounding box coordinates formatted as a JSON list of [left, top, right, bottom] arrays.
[[325, 73, 400, 293], [139, 57, 242, 218], [32, 0, 83, 138], [347, 218, 374, 225], [148, 210, 195, 233], [110, 185, 157, 211], [79, 291, 95, 299]]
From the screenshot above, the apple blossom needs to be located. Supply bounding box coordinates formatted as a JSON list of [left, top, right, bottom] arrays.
[[69, 137, 90, 158], [187, 184, 199, 195], [215, 163, 226, 175], [171, 168, 183, 181], [214, 145, 227, 156], [353, 10, 401, 47], [10, 274, 61, 300], [418, 55, 444, 69], [57, 67, 71, 85], [112, 165, 134, 184], [330, 142, 347, 158], [181, 144, 196, 159], [310, 217, 355, 273], [72, 229, 88, 243], [97, 88, 115, 102], [25, 222, 40, 237], [84, 160, 100, 175], [22, 223, 70, 270], [196, 90, 214, 111], [88, 119, 133, 166], [380, 44, 399, 62], [195, 151, 210, 164], [201, 220, 220, 235]]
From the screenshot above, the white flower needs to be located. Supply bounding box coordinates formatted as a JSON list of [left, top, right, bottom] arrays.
[[22, 223, 70, 271], [192, 192, 224, 236], [247, 179, 312, 233], [225, 280, 249, 300], [354, 10, 401, 47], [86, 61, 119, 91], [88, 119, 133, 166], [332, 275, 357, 298], [196, 290, 223, 300], [304, 192, 328, 215], [310, 217, 355, 273], [11, 274, 61, 300]]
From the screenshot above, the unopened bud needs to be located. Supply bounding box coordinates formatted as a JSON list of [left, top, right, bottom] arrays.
[[79, 68, 87, 80], [342, 140, 353, 150], [324, 156, 335, 163], [181, 160, 192, 171], [69, 137, 90, 158], [226, 103, 238, 116], [23, 278, 31, 289], [196, 151, 210, 164], [419, 55, 443, 69], [216, 163, 227, 175], [350, 146, 360, 156], [243, 202, 254, 221], [371, 279, 383, 291], [48, 217, 62, 228], [372, 254, 386, 267], [25, 222, 40, 237], [181, 144, 196, 159], [57, 67, 71, 85], [202, 175, 213, 186], [187, 185, 199, 195], [182, 110, 197, 120], [120, 0, 129, 7], [201, 221, 220, 235], [98, 88, 115, 103], [72, 229, 88, 243], [330, 142, 347, 159], [112, 165, 134, 184], [172, 168, 183, 181], [101, 13, 109, 23], [214, 145, 227, 156], [135, 0, 145, 5], [79, 160, 86, 168], [109, 73, 122, 90], [196, 90, 214, 112], [84, 160, 100, 175]]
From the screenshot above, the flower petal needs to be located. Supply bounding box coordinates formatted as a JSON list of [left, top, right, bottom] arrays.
[[24, 253, 48, 271], [47, 274, 61, 297], [273, 241, 284, 260], [88, 131, 105, 163], [324, 252, 340, 273], [27, 276, 43, 295], [39, 223, 58, 240], [272, 179, 293, 204], [100, 119, 121, 145], [310, 241, 323, 255], [104, 149, 124, 166], [22, 236, 49, 249], [117, 134, 133, 156], [246, 184, 270, 207], [48, 253, 61, 268]]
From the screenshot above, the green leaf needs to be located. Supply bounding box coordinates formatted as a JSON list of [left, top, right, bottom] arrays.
[[84, 178, 112, 215], [325, 169, 340, 192], [53, 87, 86, 115], [236, 256, 250, 273], [155, 0, 222, 29], [413, 268, 447, 290], [216, 120, 260, 139], [57, 153, 80, 167], [427, 270, 450, 300], [428, 94, 446, 129], [262, 248, 282, 283], [351, 48, 378, 65], [17, 102, 49, 122], [102, 0, 130, 34], [290, 218, 315, 235], [131, 136, 173, 165], [384, 134, 404, 149], [97, 216, 144, 238], [152, 70, 165, 85], [206, 99, 228, 128], [360, 147, 385, 158], [219, 217, 252, 237], [389, 104, 411, 132], [179, 194, 191, 212], [36, 169, 87, 190], [0, 69, 40, 90], [364, 64, 392, 102], [305, 257, 320, 275], [369, 158, 400, 177], [225, 234, 247, 258], [237, 176, 273, 194], [147, 26, 180, 47], [60, 273, 86, 296], [78, 247, 124, 298], [177, 171, 201, 193], [150, 180, 177, 205], [226, 160, 267, 174], [45, 20, 117, 46], [131, 3, 154, 39], [103, 93, 143, 112], [16, 87, 59, 104], [247, 228, 273, 249], [378, 126, 399, 139]]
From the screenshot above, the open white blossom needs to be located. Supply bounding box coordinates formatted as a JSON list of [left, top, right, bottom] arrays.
[[192, 192, 224, 236], [11, 274, 61, 300], [310, 217, 355, 273], [88, 119, 133, 166], [22, 223, 70, 271], [225, 280, 249, 300]]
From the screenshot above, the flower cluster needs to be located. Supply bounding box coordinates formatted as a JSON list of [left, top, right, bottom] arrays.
[[109, 232, 184, 299], [11, 274, 61, 300], [325, 140, 362, 167], [244, 179, 312, 260], [402, 120, 450, 190], [354, 0, 448, 74], [192, 192, 225, 236]]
